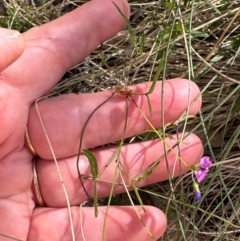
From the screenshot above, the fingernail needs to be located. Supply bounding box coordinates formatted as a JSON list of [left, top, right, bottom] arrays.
[[0, 28, 20, 38]]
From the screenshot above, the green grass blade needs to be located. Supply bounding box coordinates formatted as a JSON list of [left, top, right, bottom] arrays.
[[112, 1, 139, 53], [131, 181, 146, 213]]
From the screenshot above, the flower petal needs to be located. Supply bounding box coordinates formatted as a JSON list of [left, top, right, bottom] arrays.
[[200, 156, 212, 168], [195, 169, 207, 183], [194, 190, 202, 201]]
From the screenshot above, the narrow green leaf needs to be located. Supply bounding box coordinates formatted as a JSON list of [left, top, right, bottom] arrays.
[[83, 149, 99, 217], [133, 159, 160, 182], [231, 90, 240, 115], [112, 1, 139, 53], [132, 182, 146, 214], [83, 149, 98, 179], [189, 30, 209, 37], [139, 32, 145, 55], [206, 0, 221, 14], [147, 56, 165, 95], [146, 94, 152, 116]]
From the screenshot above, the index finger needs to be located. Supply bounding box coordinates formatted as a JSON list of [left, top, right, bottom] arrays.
[[2, 0, 130, 101]]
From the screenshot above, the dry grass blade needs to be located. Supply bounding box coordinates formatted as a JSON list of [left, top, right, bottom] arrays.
[[35, 98, 76, 241]]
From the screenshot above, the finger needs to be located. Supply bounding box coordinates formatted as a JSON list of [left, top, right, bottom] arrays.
[[0, 28, 25, 73], [2, 0, 130, 100], [29, 206, 167, 241], [27, 78, 202, 159], [35, 133, 203, 206]]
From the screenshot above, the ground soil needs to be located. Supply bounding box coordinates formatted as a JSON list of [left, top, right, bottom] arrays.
[[0, 1, 5, 15]]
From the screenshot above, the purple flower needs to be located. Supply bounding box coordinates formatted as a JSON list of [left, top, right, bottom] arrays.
[[195, 156, 212, 183], [193, 181, 201, 201]]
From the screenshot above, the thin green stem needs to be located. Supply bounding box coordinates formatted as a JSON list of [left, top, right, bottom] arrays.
[[76, 92, 115, 199]]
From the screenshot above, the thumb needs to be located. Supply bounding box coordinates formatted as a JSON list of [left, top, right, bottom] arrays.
[[0, 28, 25, 72]]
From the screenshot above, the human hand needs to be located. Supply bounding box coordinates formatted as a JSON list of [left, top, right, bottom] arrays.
[[0, 0, 203, 240]]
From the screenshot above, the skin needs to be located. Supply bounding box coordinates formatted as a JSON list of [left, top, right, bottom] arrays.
[[0, 0, 203, 240]]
